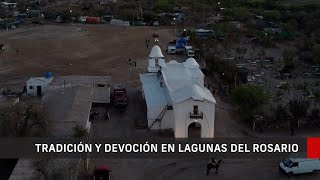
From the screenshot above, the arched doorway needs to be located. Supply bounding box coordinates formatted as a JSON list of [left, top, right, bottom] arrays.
[[188, 122, 201, 138]]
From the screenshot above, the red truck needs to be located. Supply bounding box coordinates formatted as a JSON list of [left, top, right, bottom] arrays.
[[113, 83, 128, 107], [93, 165, 111, 180], [86, 17, 100, 24]]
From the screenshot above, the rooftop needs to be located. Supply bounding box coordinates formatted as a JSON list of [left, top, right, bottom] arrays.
[[161, 61, 203, 92], [26, 77, 52, 84], [50, 75, 111, 86], [139, 73, 167, 108], [141, 59, 216, 106], [162, 62, 215, 104], [42, 85, 109, 136]]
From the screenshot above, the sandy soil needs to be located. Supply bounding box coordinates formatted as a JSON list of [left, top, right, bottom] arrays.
[[0, 24, 178, 85]]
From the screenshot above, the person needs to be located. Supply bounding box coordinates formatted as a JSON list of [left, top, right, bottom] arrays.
[[290, 128, 294, 136], [215, 160, 221, 174], [211, 158, 218, 166], [207, 158, 217, 176], [160, 78, 163, 87], [134, 61, 137, 67], [128, 57, 132, 65]]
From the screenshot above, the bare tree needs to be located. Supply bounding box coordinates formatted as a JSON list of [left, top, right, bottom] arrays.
[[0, 102, 48, 137]]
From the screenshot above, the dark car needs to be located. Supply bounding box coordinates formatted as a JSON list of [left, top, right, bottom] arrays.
[[93, 165, 111, 180]]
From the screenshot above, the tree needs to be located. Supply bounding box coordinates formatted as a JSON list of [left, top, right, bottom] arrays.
[[235, 46, 247, 60], [310, 108, 320, 122], [32, 159, 50, 180], [0, 103, 48, 137], [262, 10, 280, 21], [32, 158, 75, 179], [314, 91, 320, 102], [289, 100, 309, 127], [274, 104, 290, 127], [231, 85, 270, 117], [312, 44, 320, 64], [280, 49, 296, 73], [153, 0, 174, 12], [72, 124, 88, 138]]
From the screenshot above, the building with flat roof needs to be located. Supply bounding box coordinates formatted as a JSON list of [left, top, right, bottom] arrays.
[[26, 74, 111, 97], [140, 46, 216, 138]]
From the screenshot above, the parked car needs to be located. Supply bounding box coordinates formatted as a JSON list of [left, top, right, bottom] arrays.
[[167, 46, 176, 54], [93, 165, 111, 180], [153, 21, 159, 26], [186, 49, 195, 57], [279, 158, 320, 176]]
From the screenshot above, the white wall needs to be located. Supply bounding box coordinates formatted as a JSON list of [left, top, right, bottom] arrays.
[[149, 108, 174, 130], [110, 19, 130, 26], [173, 99, 215, 138], [147, 105, 164, 129], [27, 81, 51, 96], [148, 58, 165, 73]]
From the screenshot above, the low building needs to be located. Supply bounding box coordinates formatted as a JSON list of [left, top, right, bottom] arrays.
[[140, 46, 216, 138], [195, 29, 214, 38], [1, 2, 17, 9], [99, 0, 117, 5], [26, 73, 111, 97], [43, 85, 110, 136], [26, 76, 53, 96], [10, 84, 110, 180], [229, 21, 244, 30]]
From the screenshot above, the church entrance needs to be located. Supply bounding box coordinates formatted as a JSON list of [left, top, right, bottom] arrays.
[[188, 122, 201, 138]]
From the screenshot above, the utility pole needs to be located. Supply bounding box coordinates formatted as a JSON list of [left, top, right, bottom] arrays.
[[132, 8, 134, 26]]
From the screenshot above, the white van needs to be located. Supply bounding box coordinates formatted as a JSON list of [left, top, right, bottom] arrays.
[[279, 158, 320, 175], [153, 21, 159, 26], [167, 46, 176, 54], [186, 49, 195, 57]]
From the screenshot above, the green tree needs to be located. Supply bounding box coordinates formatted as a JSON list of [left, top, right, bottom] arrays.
[[310, 108, 320, 122], [312, 44, 320, 64], [153, 0, 174, 12], [289, 100, 309, 127], [231, 85, 270, 117], [274, 104, 290, 127], [72, 124, 88, 138], [263, 10, 280, 21]]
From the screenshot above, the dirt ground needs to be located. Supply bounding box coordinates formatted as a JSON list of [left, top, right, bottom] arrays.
[[0, 24, 181, 85]]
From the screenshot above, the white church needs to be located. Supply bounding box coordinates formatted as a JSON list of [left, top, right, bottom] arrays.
[[140, 45, 216, 138]]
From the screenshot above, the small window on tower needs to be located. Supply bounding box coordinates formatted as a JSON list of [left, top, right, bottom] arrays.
[[155, 59, 159, 66], [193, 105, 198, 114]]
